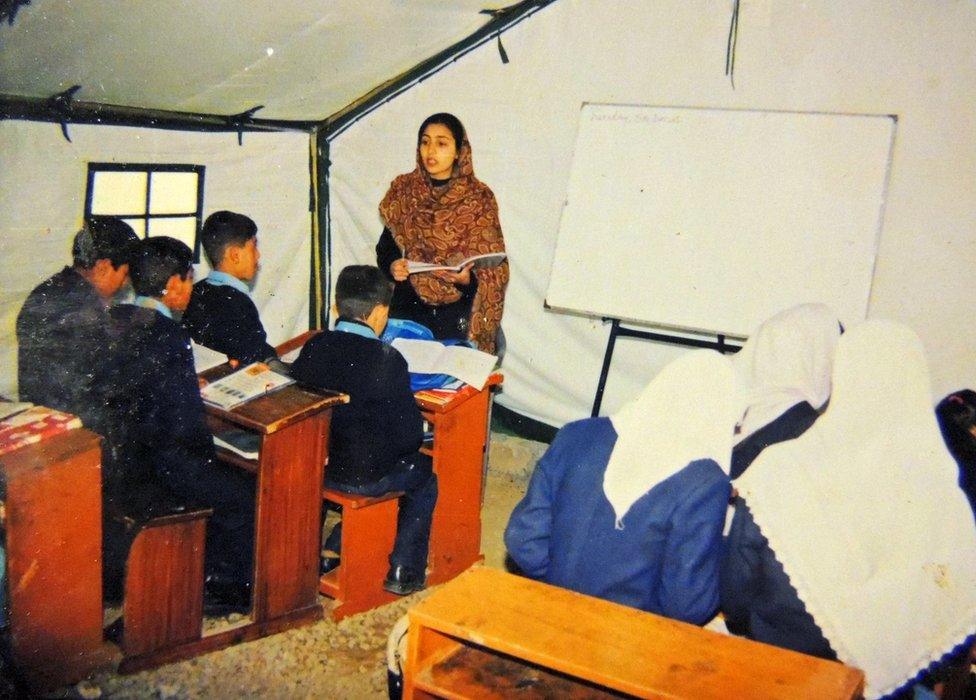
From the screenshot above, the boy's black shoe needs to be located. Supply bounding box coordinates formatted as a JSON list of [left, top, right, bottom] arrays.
[[203, 574, 252, 616], [320, 556, 340, 575], [383, 565, 426, 596]]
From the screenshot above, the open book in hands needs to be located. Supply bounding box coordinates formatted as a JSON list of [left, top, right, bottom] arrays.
[[406, 252, 507, 275]]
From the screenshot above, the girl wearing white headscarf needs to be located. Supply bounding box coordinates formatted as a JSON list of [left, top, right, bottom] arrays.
[[722, 320, 976, 699], [504, 350, 738, 625], [730, 303, 841, 479]]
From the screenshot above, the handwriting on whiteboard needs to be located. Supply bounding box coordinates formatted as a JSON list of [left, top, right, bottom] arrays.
[[590, 110, 680, 125]]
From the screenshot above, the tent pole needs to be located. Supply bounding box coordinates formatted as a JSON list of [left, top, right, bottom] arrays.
[[311, 130, 332, 330]]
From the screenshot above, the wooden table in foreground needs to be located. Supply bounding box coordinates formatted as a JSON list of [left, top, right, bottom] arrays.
[[121, 363, 347, 672], [404, 567, 865, 700]]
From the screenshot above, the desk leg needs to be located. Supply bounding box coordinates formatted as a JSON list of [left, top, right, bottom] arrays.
[[252, 411, 331, 622], [426, 392, 489, 585]]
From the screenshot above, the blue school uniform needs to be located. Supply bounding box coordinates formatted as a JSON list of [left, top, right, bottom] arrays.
[[730, 401, 820, 479], [505, 417, 730, 625]]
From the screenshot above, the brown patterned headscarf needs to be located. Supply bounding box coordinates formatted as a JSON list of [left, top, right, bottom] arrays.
[[379, 129, 508, 353]]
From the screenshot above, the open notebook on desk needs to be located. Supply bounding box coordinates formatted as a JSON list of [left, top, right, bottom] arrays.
[[391, 339, 496, 389]]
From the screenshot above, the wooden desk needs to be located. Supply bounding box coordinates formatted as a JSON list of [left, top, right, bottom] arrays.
[[405, 567, 865, 699], [279, 330, 502, 589], [0, 429, 115, 690], [418, 374, 503, 585], [120, 369, 347, 672]]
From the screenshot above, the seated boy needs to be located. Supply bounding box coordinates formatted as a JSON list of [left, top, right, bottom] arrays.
[[182, 210, 277, 365], [290, 265, 437, 595], [101, 236, 255, 607], [17, 216, 138, 428]]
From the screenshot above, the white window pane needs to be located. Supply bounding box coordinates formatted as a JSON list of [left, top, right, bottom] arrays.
[[147, 217, 197, 250], [122, 218, 146, 238], [149, 172, 199, 214], [91, 171, 147, 215]]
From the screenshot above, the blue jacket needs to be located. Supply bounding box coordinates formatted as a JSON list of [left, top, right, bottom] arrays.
[[505, 417, 731, 625]]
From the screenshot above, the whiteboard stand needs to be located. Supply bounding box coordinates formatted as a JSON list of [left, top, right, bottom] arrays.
[[591, 318, 742, 417]]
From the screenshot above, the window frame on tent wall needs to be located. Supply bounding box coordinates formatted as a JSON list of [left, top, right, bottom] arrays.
[[84, 162, 206, 262]]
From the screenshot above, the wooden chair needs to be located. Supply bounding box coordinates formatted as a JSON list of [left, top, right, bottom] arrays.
[[318, 487, 403, 620]]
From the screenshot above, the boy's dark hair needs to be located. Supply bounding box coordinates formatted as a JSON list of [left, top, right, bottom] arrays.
[[417, 112, 466, 152], [201, 210, 257, 266], [72, 217, 139, 269], [335, 265, 393, 320], [129, 237, 194, 297], [938, 389, 976, 465]]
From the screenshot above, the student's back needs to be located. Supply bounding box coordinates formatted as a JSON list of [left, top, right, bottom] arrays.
[[507, 416, 729, 622], [103, 303, 214, 494], [505, 350, 739, 626], [18, 267, 107, 414], [290, 327, 423, 486], [16, 217, 137, 427], [182, 277, 275, 364]]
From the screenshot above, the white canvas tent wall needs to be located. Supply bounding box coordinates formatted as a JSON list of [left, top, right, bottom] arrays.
[[328, 0, 976, 426], [2, 0, 975, 429]]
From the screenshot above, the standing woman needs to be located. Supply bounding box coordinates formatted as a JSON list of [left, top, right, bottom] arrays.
[[377, 113, 508, 354]]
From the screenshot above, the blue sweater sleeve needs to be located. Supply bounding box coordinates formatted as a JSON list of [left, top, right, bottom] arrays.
[[658, 461, 731, 625], [504, 442, 563, 578]]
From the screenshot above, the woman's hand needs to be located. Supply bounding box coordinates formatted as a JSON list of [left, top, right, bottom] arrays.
[[434, 263, 474, 287], [390, 258, 410, 282]]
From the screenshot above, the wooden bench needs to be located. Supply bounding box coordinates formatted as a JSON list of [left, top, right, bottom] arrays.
[[404, 567, 865, 699], [318, 487, 403, 620], [119, 506, 212, 660], [107, 491, 212, 671]]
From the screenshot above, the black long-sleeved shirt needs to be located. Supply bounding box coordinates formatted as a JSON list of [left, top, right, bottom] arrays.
[[290, 321, 423, 487], [16, 266, 110, 429], [182, 279, 276, 364]]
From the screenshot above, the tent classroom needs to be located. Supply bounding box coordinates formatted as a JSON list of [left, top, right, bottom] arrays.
[[2, 0, 975, 428]]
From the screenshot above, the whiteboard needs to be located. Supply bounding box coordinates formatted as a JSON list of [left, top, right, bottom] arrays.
[[546, 104, 896, 337]]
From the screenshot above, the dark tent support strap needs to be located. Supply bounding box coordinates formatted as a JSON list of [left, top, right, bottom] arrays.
[[591, 318, 743, 417], [0, 93, 317, 135], [316, 137, 332, 330], [321, 0, 558, 140]]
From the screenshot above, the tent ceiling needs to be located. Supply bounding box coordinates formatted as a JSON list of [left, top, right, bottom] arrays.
[[0, 0, 507, 122]]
